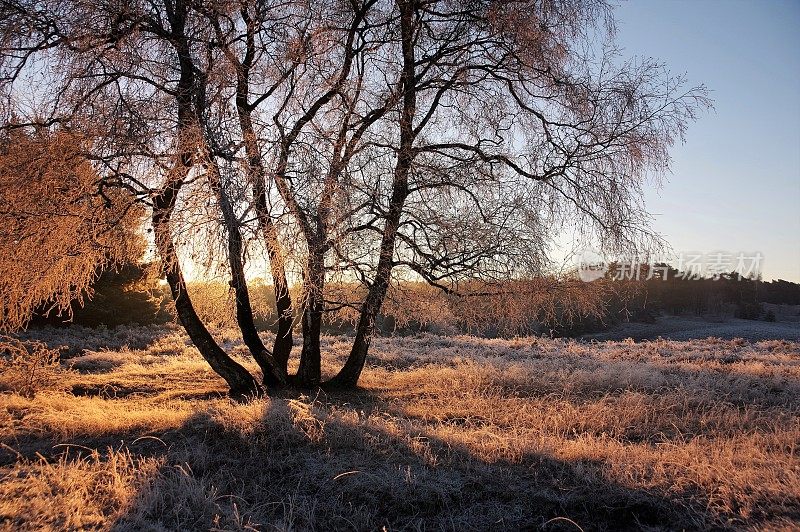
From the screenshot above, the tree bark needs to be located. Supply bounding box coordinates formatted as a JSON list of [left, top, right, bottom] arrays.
[[260, 211, 295, 372], [295, 246, 324, 387], [224, 9, 296, 374], [328, 0, 417, 388], [327, 166, 410, 387], [238, 111, 294, 374], [152, 169, 262, 399], [204, 156, 285, 386], [149, 0, 260, 398]]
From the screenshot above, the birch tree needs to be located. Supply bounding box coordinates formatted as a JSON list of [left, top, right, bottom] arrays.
[[0, 0, 708, 396]]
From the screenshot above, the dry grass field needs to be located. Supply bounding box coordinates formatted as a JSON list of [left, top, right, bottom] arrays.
[[1, 325, 798, 530]]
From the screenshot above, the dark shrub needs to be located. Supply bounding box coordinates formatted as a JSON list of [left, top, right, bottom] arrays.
[[735, 301, 763, 320]]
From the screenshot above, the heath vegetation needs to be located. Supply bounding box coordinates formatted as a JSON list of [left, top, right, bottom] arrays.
[[1, 325, 798, 530]]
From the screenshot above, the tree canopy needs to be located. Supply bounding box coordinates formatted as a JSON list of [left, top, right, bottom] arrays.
[[0, 129, 144, 332], [0, 0, 709, 395]]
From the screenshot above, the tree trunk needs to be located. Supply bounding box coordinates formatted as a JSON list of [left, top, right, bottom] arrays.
[[152, 3, 260, 399], [204, 156, 285, 386], [152, 171, 262, 399], [237, 103, 294, 376], [260, 214, 294, 372], [328, 0, 416, 388], [327, 169, 409, 387], [249, 156, 294, 373], [295, 247, 324, 387]]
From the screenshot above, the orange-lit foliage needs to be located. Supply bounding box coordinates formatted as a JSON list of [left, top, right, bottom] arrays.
[[0, 335, 62, 397], [0, 129, 144, 331]]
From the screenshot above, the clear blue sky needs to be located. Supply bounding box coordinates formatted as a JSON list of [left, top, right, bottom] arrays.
[[612, 0, 800, 282]]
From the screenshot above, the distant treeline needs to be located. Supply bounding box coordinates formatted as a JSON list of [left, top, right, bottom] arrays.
[[621, 264, 799, 320], [534, 265, 800, 337], [30, 262, 800, 337]]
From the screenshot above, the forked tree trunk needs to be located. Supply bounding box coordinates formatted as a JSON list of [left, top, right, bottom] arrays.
[[240, 116, 294, 374], [152, 170, 262, 399], [230, 41, 295, 372], [204, 157, 285, 386], [212, 2, 296, 378], [252, 2, 373, 380], [296, 247, 324, 387], [154, 2, 260, 398]]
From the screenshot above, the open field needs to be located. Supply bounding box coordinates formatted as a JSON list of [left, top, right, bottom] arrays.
[[1, 325, 799, 530], [582, 311, 800, 342]]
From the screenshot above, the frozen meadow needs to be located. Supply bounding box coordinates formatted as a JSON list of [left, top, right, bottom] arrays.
[[1, 324, 798, 530]]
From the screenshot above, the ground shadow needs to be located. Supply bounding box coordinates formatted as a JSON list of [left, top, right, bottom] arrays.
[[1, 389, 725, 531], [4, 331, 799, 530], [116, 400, 713, 530]]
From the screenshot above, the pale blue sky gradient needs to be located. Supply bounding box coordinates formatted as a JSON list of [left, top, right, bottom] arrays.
[[613, 0, 800, 281]]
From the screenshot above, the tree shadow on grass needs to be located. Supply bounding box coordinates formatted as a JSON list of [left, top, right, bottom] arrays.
[[4, 354, 798, 530], [1, 391, 708, 530], [67, 393, 713, 531]]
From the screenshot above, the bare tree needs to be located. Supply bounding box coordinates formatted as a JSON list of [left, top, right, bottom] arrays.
[[0, 0, 709, 395], [328, 0, 709, 385]]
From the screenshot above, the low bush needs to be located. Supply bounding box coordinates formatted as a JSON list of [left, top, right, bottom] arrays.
[[0, 336, 63, 397]]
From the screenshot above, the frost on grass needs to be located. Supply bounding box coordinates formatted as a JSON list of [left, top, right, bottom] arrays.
[[1, 326, 798, 530]]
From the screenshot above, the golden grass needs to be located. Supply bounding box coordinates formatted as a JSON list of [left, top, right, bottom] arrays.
[[1, 326, 798, 530]]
